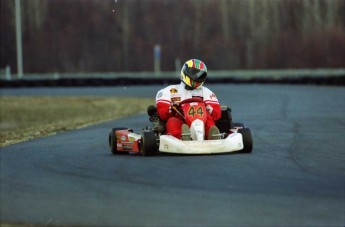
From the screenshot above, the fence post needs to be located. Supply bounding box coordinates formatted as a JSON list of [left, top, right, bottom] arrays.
[[15, 0, 24, 79], [5, 65, 11, 80], [154, 44, 161, 76]]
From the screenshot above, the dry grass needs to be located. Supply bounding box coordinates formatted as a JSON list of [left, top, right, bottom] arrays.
[[0, 96, 154, 147]]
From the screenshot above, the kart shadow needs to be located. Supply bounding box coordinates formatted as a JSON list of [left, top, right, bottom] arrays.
[[154, 151, 244, 157], [105, 150, 247, 157]]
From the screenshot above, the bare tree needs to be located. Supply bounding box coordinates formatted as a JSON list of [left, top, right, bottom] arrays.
[[24, 0, 47, 31], [220, 0, 230, 43]]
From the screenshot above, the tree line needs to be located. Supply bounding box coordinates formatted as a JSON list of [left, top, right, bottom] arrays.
[[1, 0, 345, 73]]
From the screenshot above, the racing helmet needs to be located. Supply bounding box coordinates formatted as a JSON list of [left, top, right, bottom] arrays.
[[180, 59, 207, 90]]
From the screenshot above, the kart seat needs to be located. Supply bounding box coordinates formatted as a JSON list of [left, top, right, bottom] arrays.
[[216, 106, 235, 133]]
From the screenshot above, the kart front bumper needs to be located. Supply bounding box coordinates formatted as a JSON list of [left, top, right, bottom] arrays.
[[158, 133, 244, 154]]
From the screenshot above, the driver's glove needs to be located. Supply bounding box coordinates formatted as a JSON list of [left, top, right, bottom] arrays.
[[170, 102, 179, 113], [206, 105, 213, 115]]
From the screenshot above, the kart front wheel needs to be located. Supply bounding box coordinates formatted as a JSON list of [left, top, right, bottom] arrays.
[[109, 127, 127, 155], [238, 128, 253, 153], [141, 131, 158, 156]]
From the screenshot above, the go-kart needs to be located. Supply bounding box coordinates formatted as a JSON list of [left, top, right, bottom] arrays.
[[108, 98, 253, 156]]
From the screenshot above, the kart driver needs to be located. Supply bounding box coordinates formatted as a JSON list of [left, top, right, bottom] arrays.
[[155, 59, 221, 140]]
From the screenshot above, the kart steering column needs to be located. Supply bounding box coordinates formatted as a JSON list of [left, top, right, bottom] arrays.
[[171, 105, 186, 121]]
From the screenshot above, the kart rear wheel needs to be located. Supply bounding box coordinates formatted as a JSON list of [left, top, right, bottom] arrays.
[[109, 127, 128, 155], [238, 128, 253, 153], [141, 131, 158, 156]]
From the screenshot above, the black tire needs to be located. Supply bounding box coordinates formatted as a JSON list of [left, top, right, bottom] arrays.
[[141, 131, 158, 156], [238, 128, 253, 153], [109, 127, 128, 155], [234, 122, 245, 128], [216, 106, 233, 132]]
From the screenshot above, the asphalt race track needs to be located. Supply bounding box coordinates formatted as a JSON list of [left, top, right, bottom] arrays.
[[1, 85, 344, 226]]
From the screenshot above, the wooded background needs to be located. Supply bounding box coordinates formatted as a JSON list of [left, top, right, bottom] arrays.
[[1, 0, 345, 73]]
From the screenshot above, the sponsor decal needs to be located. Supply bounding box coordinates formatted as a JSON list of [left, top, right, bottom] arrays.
[[171, 97, 181, 102], [121, 135, 126, 141], [128, 137, 135, 142], [128, 133, 141, 140], [210, 93, 217, 99], [170, 88, 178, 94], [184, 140, 221, 145], [157, 92, 163, 98], [122, 141, 134, 144], [123, 145, 133, 150], [192, 95, 203, 100]]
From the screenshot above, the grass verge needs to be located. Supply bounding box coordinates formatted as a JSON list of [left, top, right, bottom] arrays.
[[0, 96, 154, 147]]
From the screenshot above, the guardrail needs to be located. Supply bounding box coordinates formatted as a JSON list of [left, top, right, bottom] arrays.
[[1, 68, 345, 80], [1, 69, 344, 87]]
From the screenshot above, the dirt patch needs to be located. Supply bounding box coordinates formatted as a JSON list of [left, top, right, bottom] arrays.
[[0, 96, 154, 147]]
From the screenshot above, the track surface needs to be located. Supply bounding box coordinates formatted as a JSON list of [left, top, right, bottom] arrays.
[[1, 85, 344, 226]]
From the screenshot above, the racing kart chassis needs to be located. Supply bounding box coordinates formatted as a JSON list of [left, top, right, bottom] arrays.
[[109, 103, 253, 156]]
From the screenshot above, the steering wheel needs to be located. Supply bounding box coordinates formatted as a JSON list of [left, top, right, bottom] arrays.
[[178, 97, 204, 107]]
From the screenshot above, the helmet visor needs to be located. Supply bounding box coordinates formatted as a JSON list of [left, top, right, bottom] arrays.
[[182, 73, 203, 89], [185, 68, 207, 83]]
